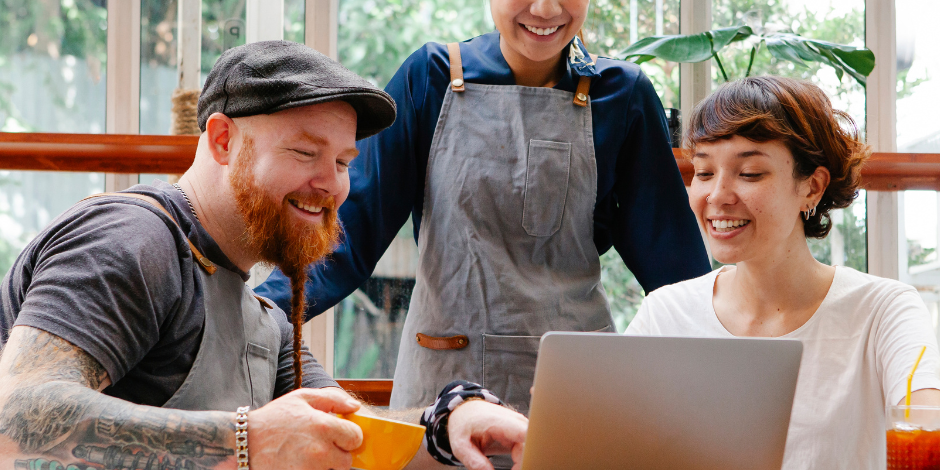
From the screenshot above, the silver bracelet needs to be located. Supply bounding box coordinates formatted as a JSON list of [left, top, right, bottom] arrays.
[[235, 406, 250, 470]]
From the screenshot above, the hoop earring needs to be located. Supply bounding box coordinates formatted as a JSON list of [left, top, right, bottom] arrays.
[[706, 196, 711, 204], [803, 206, 817, 221]]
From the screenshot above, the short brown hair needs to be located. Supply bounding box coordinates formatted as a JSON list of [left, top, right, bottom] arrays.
[[687, 76, 870, 238]]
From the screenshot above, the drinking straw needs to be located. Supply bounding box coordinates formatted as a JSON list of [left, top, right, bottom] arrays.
[[905, 345, 928, 419]]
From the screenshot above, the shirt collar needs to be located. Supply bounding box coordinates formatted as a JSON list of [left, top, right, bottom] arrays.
[[568, 35, 599, 78]]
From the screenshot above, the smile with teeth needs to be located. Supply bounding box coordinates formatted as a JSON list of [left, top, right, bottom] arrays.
[[289, 199, 324, 215], [523, 24, 560, 36], [710, 219, 750, 232]]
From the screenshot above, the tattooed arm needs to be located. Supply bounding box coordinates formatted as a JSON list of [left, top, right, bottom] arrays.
[[0, 326, 363, 470]]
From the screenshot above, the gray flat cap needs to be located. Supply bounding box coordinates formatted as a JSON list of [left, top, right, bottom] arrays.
[[197, 40, 396, 140]]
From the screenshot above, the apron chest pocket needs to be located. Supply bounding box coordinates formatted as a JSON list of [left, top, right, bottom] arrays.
[[482, 334, 541, 416], [522, 140, 571, 237], [246, 342, 276, 408]]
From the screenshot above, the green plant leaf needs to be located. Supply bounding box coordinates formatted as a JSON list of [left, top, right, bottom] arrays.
[[765, 35, 815, 69], [708, 25, 753, 51], [617, 26, 752, 64], [617, 34, 713, 64], [764, 33, 874, 87]]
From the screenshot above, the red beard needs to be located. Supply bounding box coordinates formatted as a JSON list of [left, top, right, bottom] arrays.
[[229, 135, 343, 389]]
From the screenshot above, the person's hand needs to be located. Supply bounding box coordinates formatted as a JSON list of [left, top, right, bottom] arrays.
[[447, 400, 528, 470], [247, 387, 363, 470]]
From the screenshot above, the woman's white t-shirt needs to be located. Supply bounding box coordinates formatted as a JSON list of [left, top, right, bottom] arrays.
[[626, 266, 940, 470]]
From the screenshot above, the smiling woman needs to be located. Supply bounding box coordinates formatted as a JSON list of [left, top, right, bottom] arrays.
[[627, 76, 940, 470]]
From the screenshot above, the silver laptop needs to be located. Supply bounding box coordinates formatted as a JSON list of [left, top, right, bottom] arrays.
[[522, 333, 802, 470]]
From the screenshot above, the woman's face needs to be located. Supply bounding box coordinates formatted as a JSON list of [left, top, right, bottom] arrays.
[[689, 136, 824, 265], [490, 0, 590, 64]]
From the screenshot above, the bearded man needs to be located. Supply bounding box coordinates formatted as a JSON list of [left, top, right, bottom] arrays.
[[0, 40, 526, 470]]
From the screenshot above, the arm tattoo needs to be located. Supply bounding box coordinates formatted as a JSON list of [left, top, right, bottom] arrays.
[[0, 328, 235, 469], [6, 327, 108, 389], [0, 383, 88, 453]]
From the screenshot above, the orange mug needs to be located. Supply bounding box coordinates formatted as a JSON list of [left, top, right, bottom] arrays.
[[342, 412, 426, 470]]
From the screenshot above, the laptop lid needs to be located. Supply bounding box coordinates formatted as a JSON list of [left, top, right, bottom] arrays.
[[522, 333, 802, 470]]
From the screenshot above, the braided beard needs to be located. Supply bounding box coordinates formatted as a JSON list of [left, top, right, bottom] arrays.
[[229, 136, 342, 389]]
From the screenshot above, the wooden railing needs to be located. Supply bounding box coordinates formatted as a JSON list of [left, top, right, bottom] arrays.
[[337, 379, 393, 406], [0, 133, 196, 174], [4, 133, 940, 191], [5, 132, 940, 407]]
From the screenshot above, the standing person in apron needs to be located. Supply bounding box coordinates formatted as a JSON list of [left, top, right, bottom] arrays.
[[0, 41, 527, 470], [256, 0, 711, 414]]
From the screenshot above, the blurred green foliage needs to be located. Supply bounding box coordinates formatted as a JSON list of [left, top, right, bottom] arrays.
[[337, 0, 493, 87]]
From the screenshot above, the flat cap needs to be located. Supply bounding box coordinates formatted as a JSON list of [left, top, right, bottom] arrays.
[[197, 40, 396, 140]]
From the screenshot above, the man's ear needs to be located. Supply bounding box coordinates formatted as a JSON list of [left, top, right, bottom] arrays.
[[205, 113, 237, 166]]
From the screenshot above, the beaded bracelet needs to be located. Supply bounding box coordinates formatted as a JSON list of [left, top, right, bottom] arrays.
[[235, 406, 250, 470], [419, 380, 504, 466]]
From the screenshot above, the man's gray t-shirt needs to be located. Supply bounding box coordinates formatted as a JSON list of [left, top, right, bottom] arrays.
[[0, 181, 337, 406]]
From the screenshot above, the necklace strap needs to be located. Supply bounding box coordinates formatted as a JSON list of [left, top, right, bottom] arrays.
[[173, 183, 199, 221]]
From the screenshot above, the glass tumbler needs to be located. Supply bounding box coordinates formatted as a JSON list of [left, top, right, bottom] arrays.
[[887, 405, 940, 469]]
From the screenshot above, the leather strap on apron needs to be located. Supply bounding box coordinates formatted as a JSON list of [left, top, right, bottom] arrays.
[[82, 192, 217, 275], [416, 332, 469, 350], [446, 43, 596, 105], [573, 54, 598, 107], [447, 43, 466, 92]]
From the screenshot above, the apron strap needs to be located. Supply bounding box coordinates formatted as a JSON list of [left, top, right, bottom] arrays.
[[82, 192, 218, 275], [573, 53, 598, 108], [446, 42, 465, 92], [449, 40, 596, 106]]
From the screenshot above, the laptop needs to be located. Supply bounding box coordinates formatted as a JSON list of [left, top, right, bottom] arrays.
[[521, 333, 802, 470]]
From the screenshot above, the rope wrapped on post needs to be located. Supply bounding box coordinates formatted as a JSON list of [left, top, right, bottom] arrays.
[[171, 88, 201, 137]]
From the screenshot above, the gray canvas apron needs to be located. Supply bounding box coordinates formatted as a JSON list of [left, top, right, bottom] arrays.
[[163, 265, 281, 411], [86, 193, 281, 411], [390, 43, 614, 416]]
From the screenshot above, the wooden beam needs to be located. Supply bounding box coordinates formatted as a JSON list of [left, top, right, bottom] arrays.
[[0, 133, 197, 174], [3, 134, 940, 192], [337, 379, 392, 407]]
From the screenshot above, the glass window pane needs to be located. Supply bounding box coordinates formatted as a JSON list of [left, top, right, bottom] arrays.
[[584, 0, 681, 109], [285, 0, 304, 44], [897, 0, 940, 154], [203, 1, 246, 77], [897, 0, 940, 329], [140, 0, 178, 136], [0, 0, 107, 274], [1, 0, 107, 132], [338, 0, 492, 88]]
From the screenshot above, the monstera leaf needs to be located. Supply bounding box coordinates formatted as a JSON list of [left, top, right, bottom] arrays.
[[616, 24, 874, 87], [619, 25, 753, 64]]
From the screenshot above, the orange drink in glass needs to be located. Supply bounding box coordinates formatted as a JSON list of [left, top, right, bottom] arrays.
[[886, 405, 940, 469]]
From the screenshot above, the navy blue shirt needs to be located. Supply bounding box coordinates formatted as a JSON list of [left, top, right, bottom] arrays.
[[256, 32, 710, 318]]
